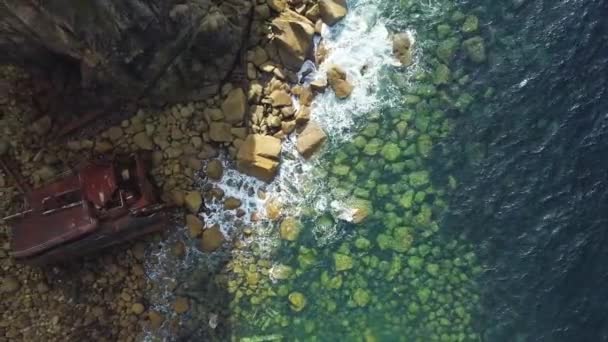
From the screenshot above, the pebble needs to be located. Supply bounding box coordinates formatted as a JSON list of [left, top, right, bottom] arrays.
[[0, 276, 20, 293], [131, 303, 145, 315]]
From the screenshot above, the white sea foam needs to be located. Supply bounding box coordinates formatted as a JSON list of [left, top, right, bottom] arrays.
[[143, 1, 406, 338]]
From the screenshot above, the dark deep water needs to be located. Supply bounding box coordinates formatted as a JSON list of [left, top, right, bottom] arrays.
[[446, 0, 608, 340]]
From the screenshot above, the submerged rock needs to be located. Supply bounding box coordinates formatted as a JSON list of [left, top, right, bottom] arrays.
[[296, 121, 327, 158], [0, 276, 20, 294], [334, 253, 353, 271], [173, 297, 190, 314], [200, 225, 225, 252], [353, 288, 371, 307], [319, 0, 348, 26], [288, 292, 307, 311], [463, 36, 487, 63], [269, 264, 294, 280], [186, 214, 204, 238], [237, 134, 282, 182], [279, 216, 302, 241], [184, 191, 202, 213]]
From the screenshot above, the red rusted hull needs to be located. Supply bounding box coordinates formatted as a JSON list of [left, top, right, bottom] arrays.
[[4, 152, 169, 265]]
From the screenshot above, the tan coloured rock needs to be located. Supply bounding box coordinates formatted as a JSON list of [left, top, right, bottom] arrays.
[[393, 32, 414, 66], [236, 134, 282, 182], [209, 122, 233, 142], [184, 191, 202, 213], [271, 10, 315, 70], [224, 197, 242, 210], [173, 297, 189, 314], [148, 310, 164, 330], [131, 303, 145, 315], [310, 78, 328, 92], [268, 0, 287, 12], [207, 159, 223, 180], [295, 106, 311, 125], [296, 121, 327, 158], [327, 65, 354, 98], [319, 0, 348, 26], [133, 132, 154, 150], [270, 89, 292, 107], [201, 225, 225, 252], [251, 46, 269, 66], [186, 214, 204, 238], [221, 88, 247, 123]]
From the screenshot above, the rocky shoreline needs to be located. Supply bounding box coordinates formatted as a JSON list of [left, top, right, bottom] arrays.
[[0, 0, 358, 340]]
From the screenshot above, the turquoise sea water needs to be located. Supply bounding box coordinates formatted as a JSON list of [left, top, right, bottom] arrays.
[[145, 0, 608, 340]]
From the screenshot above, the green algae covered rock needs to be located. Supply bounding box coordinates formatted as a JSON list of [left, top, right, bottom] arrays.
[[334, 253, 354, 271], [417, 288, 431, 304], [381, 143, 401, 161], [376, 233, 392, 250], [361, 123, 380, 137], [332, 164, 351, 176], [426, 263, 440, 277], [417, 134, 433, 158], [399, 190, 415, 209], [354, 135, 367, 148], [414, 113, 431, 132], [408, 256, 424, 270], [363, 138, 383, 156], [353, 288, 371, 307], [270, 264, 294, 280], [461, 15, 479, 34], [409, 171, 430, 188], [280, 217, 302, 241], [433, 64, 451, 85], [355, 237, 371, 250], [298, 247, 317, 269], [392, 227, 414, 253], [463, 36, 486, 63], [436, 24, 452, 39], [436, 38, 459, 63], [288, 292, 307, 312]]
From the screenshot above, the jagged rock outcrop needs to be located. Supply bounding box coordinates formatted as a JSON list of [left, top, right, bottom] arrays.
[[0, 0, 254, 103]]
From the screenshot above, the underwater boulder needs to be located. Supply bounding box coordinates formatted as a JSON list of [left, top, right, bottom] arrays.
[[462, 36, 487, 63], [288, 292, 307, 311], [279, 216, 302, 241]]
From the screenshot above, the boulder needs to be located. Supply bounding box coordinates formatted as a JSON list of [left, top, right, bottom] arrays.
[[270, 89, 292, 107], [327, 65, 353, 98], [463, 36, 486, 63], [132, 132, 154, 150], [319, 0, 348, 26], [221, 88, 247, 123], [209, 122, 233, 142], [184, 191, 202, 213], [295, 106, 311, 125], [173, 297, 189, 314], [206, 159, 223, 180], [393, 32, 415, 66], [296, 121, 327, 158], [186, 214, 204, 238], [279, 216, 302, 241], [224, 197, 242, 210], [271, 10, 315, 70], [200, 225, 225, 252], [288, 292, 307, 312], [237, 134, 282, 182]]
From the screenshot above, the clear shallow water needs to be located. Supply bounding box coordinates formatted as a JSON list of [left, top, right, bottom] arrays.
[[144, 0, 608, 341]]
